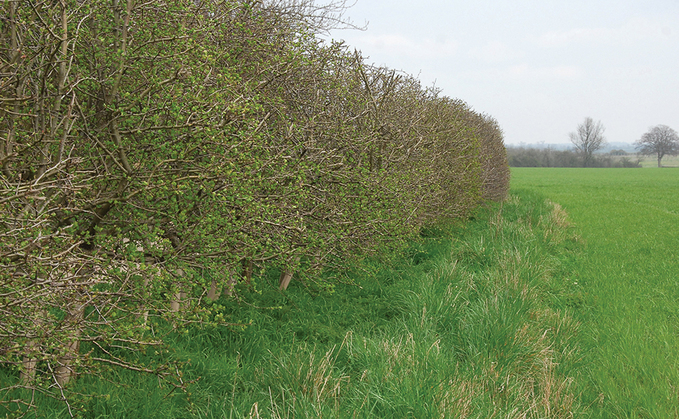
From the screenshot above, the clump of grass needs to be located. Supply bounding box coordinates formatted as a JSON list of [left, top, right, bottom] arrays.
[[263, 339, 351, 416]]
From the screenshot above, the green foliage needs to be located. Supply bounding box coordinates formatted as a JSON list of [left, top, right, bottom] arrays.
[[0, 0, 510, 411]]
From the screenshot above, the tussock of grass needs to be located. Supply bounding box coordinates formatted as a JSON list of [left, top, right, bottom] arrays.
[[2, 191, 584, 418]]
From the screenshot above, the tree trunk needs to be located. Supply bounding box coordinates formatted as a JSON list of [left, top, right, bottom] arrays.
[[170, 291, 187, 312], [242, 258, 254, 287], [55, 300, 86, 387], [170, 268, 187, 311], [20, 354, 38, 384], [278, 257, 300, 291], [222, 277, 238, 297], [20, 299, 48, 384], [20, 312, 43, 384], [206, 280, 220, 301], [279, 271, 294, 290]]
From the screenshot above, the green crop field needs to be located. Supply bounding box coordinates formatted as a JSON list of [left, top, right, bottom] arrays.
[[511, 168, 679, 418]]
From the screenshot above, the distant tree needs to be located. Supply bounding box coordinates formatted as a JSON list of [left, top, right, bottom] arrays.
[[569, 117, 607, 167], [635, 125, 679, 167]]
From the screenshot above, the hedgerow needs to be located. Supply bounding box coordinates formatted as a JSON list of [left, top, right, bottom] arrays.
[[0, 0, 509, 412]]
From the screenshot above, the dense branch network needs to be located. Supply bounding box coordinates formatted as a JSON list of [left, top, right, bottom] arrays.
[[0, 0, 509, 412]]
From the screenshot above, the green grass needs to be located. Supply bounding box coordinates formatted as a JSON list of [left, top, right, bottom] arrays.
[[1, 191, 585, 418], [511, 168, 679, 418]]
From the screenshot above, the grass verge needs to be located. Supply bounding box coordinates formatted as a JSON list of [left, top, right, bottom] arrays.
[[2, 190, 585, 418]]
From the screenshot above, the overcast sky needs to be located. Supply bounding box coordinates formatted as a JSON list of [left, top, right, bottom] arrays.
[[324, 0, 679, 145]]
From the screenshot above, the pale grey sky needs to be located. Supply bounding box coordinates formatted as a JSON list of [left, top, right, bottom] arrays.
[[325, 0, 679, 145]]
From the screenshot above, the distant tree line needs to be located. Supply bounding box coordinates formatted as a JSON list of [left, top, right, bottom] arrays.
[[507, 147, 641, 168], [510, 118, 679, 168], [0, 0, 509, 406]]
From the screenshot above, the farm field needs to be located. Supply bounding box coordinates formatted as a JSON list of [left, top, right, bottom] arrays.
[[511, 168, 679, 418]]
